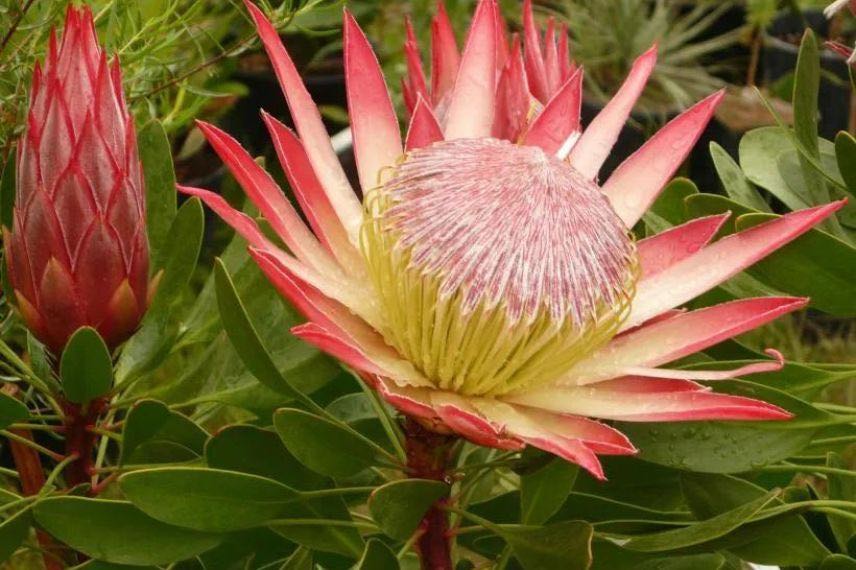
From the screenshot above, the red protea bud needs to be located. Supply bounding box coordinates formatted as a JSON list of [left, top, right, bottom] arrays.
[[4, 6, 148, 354]]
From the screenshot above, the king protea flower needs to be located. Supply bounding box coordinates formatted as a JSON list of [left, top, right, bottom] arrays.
[[5, 6, 149, 354], [183, 0, 844, 479]]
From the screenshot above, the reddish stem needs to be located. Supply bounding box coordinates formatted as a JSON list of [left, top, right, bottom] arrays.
[[61, 398, 107, 491], [404, 418, 456, 570], [2, 383, 63, 570]]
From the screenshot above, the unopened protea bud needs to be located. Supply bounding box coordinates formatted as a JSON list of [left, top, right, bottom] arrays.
[[4, 6, 148, 354], [362, 138, 637, 396]]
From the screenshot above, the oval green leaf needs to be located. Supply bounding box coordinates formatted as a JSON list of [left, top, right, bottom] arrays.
[[681, 472, 830, 566], [120, 399, 207, 465], [619, 491, 779, 552], [520, 457, 578, 525], [120, 467, 298, 532], [356, 539, 399, 570], [0, 509, 30, 563], [0, 392, 29, 430], [214, 260, 303, 397], [836, 132, 856, 193], [33, 497, 220, 565], [369, 479, 449, 540], [499, 520, 593, 570], [138, 120, 176, 261], [205, 425, 326, 490], [60, 327, 113, 404], [274, 408, 379, 478]]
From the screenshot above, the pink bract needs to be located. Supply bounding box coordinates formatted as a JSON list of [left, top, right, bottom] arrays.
[[182, 0, 844, 479]]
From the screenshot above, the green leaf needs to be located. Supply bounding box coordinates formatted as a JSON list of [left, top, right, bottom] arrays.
[[268, 517, 365, 559], [739, 127, 810, 211], [0, 509, 31, 563], [356, 539, 399, 570], [498, 520, 593, 570], [836, 132, 856, 193], [26, 332, 51, 386], [618, 380, 829, 473], [60, 327, 113, 404], [194, 528, 296, 569], [369, 479, 449, 540], [205, 425, 326, 491], [213, 259, 302, 397], [552, 492, 693, 532], [734, 213, 856, 316], [138, 120, 176, 262], [148, 197, 204, 313], [72, 562, 158, 569], [618, 490, 779, 552], [116, 198, 204, 382], [644, 178, 698, 232], [684, 192, 755, 222], [120, 400, 207, 465], [520, 457, 578, 525], [206, 427, 364, 557], [827, 453, 856, 552], [636, 553, 735, 570], [33, 497, 220, 565], [793, 30, 820, 161], [710, 142, 769, 212], [574, 457, 686, 512], [681, 472, 830, 566], [0, 392, 28, 429], [273, 408, 380, 478], [0, 152, 15, 229], [120, 467, 298, 532], [326, 393, 378, 424], [822, 554, 856, 569]]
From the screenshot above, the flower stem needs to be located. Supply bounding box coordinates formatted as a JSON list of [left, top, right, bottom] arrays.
[[62, 397, 108, 491], [1, 385, 63, 570], [404, 418, 457, 570]]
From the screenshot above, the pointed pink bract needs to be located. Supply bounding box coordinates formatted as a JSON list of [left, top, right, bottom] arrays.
[[604, 90, 726, 227], [444, 0, 497, 139], [343, 11, 403, 193], [569, 45, 658, 180]]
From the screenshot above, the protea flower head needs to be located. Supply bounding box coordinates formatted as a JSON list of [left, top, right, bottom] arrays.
[[4, 6, 149, 354], [183, 0, 844, 478]]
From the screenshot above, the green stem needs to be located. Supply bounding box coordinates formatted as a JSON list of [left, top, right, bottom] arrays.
[[397, 531, 422, 559], [760, 464, 856, 478], [0, 495, 37, 516], [812, 507, 856, 524], [752, 499, 856, 523], [267, 518, 377, 531], [816, 403, 856, 414], [452, 453, 518, 474], [357, 375, 407, 464], [811, 435, 856, 446], [300, 486, 376, 499], [42, 454, 79, 490], [0, 466, 19, 479], [0, 430, 63, 461], [8, 423, 61, 432]]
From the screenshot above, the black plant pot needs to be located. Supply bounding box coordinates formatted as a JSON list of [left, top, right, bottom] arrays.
[[764, 10, 852, 139]]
